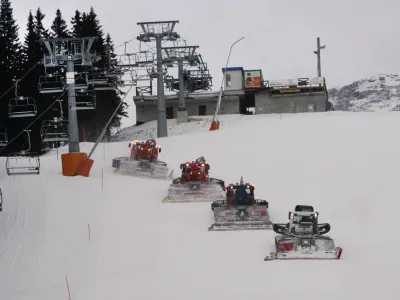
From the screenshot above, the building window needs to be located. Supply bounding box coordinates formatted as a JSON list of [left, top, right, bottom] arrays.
[[199, 105, 206, 116], [226, 73, 231, 86], [166, 106, 173, 119]]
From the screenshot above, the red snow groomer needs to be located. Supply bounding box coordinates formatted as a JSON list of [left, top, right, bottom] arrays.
[[163, 156, 226, 202], [208, 176, 272, 231], [264, 205, 343, 261], [129, 139, 160, 162], [112, 139, 169, 178]]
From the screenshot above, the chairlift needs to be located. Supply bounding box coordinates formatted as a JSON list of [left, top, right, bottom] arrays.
[[75, 89, 96, 110], [8, 80, 37, 118], [40, 100, 70, 142], [75, 72, 89, 90], [38, 67, 65, 93], [136, 51, 154, 67], [93, 75, 119, 91], [119, 52, 139, 69], [94, 83, 119, 91], [6, 130, 40, 176], [146, 63, 166, 78], [107, 69, 124, 77], [0, 126, 8, 147], [88, 72, 108, 85]]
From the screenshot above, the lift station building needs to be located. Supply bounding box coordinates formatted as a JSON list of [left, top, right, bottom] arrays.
[[133, 66, 331, 125]]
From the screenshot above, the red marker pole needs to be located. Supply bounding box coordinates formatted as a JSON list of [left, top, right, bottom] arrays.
[[66, 275, 71, 300]]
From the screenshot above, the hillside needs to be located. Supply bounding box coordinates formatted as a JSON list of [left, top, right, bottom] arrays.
[[329, 74, 400, 111], [1, 112, 400, 299]]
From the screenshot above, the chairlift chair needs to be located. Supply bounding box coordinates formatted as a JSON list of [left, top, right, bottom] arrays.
[[136, 51, 154, 67], [75, 72, 89, 90], [94, 74, 123, 91], [105, 69, 124, 78], [6, 130, 40, 176], [88, 72, 108, 85], [94, 83, 119, 91], [38, 73, 65, 94], [146, 63, 165, 78], [0, 126, 8, 147], [8, 80, 37, 118], [40, 100, 70, 142], [75, 89, 96, 110], [41, 119, 69, 142]]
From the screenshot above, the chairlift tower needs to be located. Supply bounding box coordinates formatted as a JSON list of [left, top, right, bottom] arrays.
[[137, 21, 180, 138], [162, 46, 199, 123], [39, 37, 100, 152]]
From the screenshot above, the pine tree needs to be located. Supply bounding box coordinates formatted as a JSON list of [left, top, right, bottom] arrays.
[[51, 9, 69, 38], [34, 8, 50, 40], [17, 9, 50, 154], [81, 7, 105, 55], [0, 0, 22, 85], [0, 0, 23, 129], [20, 8, 49, 93], [103, 33, 128, 138], [21, 11, 40, 72], [70, 10, 82, 37]]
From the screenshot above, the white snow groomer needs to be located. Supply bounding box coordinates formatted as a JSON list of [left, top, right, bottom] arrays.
[[208, 177, 272, 231], [163, 157, 226, 203], [112, 139, 170, 178], [264, 205, 343, 261]]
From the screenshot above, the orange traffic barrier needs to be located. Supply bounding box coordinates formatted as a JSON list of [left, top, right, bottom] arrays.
[[76, 158, 94, 177], [61, 152, 88, 176]]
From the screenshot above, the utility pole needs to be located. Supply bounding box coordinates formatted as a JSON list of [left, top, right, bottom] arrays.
[[39, 37, 99, 152], [313, 37, 326, 78], [137, 21, 180, 138], [162, 45, 201, 124]]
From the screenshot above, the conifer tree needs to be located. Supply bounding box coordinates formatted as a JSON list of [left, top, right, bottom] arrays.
[[34, 8, 50, 40], [81, 7, 105, 56], [51, 9, 70, 38], [0, 0, 22, 85], [104, 33, 128, 136], [70, 10, 83, 37], [0, 0, 22, 127], [21, 11, 40, 72]]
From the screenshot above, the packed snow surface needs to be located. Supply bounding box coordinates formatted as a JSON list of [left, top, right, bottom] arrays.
[[0, 112, 400, 299]]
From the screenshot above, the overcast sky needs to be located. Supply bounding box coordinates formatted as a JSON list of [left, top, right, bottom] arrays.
[[10, 0, 400, 126]]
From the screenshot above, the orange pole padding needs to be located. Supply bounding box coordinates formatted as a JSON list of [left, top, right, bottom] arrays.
[[209, 120, 218, 131], [76, 158, 94, 177], [61, 152, 88, 176]]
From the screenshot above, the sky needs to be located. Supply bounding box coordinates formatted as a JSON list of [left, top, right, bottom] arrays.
[[9, 0, 400, 127]]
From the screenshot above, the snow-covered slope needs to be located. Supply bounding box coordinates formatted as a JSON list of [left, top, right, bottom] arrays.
[[1, 111, 400, 299], [329, 73, 400, 111]]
